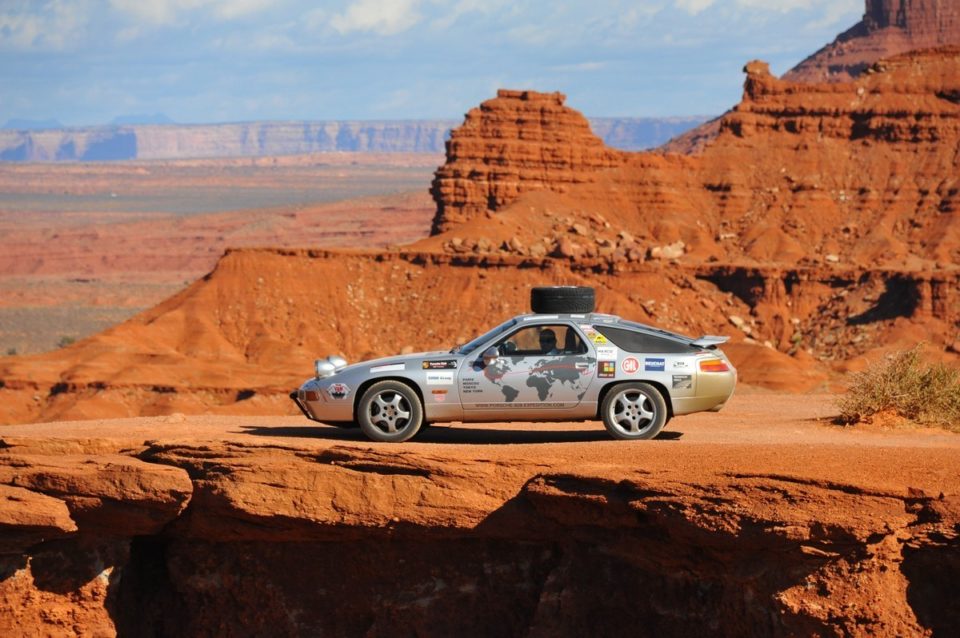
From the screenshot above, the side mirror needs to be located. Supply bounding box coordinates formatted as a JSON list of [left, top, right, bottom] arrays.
[[482, 346, 499, 366]]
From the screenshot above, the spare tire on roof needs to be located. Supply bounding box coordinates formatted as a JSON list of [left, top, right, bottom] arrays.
[[531, 286, 595, 314]]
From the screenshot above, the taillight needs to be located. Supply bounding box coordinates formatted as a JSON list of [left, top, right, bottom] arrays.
[[699, 359, 730, 373]]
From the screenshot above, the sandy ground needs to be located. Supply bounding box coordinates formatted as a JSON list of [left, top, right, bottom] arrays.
[[6, 392, 958, 496]]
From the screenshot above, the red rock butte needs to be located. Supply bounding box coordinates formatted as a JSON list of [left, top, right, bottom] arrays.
[[786, 0, 960, 83], [430, 89, 627, 234]]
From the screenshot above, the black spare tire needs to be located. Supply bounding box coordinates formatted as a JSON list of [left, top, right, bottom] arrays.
[[530, 286, 595, 314]]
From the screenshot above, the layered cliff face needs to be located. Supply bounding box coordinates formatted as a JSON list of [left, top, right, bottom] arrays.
[[665, 0, 960, 154], [429, 90, 628, 233], [1, 406, 958, 636], [783, 0, 960, 83]]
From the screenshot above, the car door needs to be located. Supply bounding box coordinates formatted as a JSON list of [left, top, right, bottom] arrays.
[[457, 321, 597, 420]]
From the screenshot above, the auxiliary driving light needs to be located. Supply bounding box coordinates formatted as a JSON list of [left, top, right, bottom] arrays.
[[314, 359, 336, 379]]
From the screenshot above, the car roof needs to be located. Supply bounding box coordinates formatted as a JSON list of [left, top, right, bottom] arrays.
[[514, 312, 620, 323]]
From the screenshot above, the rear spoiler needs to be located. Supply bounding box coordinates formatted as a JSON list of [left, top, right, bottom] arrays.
[[692, 335, 729, 349]]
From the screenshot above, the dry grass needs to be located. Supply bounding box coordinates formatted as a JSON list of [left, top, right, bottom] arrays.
[[836, 345, 960, 431]]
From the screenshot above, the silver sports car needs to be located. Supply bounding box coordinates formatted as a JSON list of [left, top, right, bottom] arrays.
[[291, 287, 736, 442]]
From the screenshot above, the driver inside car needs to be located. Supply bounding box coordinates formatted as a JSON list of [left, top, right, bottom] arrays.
[[539, 329, 561, 355]]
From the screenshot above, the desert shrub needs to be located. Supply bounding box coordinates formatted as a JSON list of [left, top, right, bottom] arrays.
[[57, 336, 75, 348], [836, 345, 960, 431], [5, 347, 15, 356]]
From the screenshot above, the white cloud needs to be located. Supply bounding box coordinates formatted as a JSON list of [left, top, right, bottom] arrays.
[[213, 0, 274, 20], [330, 0, 422, 35], [550, 61, 607, 72], [0, 0, 89, 51], [108, 0, 204, 26], [108, 0, 272, 26], [430, 0, 506, 30], [675, 0, 715, 15], [675, 0, 860, 16], [735, 0, 859, 13]]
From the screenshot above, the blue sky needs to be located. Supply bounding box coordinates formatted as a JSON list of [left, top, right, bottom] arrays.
[[0, 0, 863, 126]]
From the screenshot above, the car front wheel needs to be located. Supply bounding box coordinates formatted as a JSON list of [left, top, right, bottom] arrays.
[[357, 380, 423, 443], [600, 382, 667, 440]]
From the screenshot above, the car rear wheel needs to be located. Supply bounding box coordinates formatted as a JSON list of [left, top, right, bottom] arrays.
[[600, 382, 667, 440], [357, 380, 423, 443]]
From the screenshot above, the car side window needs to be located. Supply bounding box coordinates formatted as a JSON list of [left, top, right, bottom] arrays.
[[496, 324, 587, 356], [593, 325, 694, 353]]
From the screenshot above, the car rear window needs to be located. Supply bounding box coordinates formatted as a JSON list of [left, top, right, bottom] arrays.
[[593, 325, 694, 354]]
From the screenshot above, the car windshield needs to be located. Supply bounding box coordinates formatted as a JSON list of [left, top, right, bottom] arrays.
[[452, 318, 517, 355]]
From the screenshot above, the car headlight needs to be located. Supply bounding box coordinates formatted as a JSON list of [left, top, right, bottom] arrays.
[[328, 355, 347, 371]]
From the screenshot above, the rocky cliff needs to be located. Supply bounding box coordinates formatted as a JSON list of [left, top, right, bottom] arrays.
[[785, 0, 960, 83], [1, 406, 958, 636], [665, 0, 960, 154]]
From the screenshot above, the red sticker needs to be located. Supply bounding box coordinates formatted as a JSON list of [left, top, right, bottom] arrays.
[[621, 357, 640, 374], [328, 383, 350, 399]]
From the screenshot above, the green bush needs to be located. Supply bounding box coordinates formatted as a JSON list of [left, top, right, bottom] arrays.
[[836, 345, 960, 431], [57, 336, 76, 348]]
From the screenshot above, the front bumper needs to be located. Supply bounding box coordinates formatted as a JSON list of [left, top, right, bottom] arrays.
[[290, 391, 322, 423], [291, 381, 355, 424]]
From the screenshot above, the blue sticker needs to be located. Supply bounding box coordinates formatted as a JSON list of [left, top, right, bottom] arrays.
[[644, 358, 665, 372]]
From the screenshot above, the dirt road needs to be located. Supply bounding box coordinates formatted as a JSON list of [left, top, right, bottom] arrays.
[[5, 391, 958, 494]]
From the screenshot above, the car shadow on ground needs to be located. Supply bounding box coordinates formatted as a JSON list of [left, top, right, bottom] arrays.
[[238, 424, 683, 445]]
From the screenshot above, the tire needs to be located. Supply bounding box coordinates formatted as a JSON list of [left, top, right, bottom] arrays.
[[530, 286, 595, 314], [600, 382, 667, 440], [357, 380, 423, 443]]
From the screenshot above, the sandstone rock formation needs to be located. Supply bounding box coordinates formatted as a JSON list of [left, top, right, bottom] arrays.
[[430, 49, 960, 270], [430, 90, 628, 233], [785, 0, 960, 83], [664, 0, 960, 154], [0, 405, 958, 635]]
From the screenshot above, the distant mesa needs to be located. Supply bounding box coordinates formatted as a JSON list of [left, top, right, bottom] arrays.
[[0, 115, 706, 162]]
